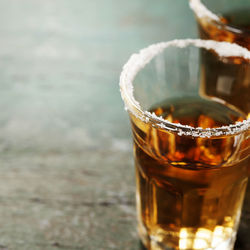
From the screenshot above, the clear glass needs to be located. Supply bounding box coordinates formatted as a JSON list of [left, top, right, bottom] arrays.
[[189, 0, 250, 50], [120, 39, 250, 250]]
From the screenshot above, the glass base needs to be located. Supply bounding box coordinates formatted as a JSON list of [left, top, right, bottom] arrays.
[[138, 223, 236, 250]]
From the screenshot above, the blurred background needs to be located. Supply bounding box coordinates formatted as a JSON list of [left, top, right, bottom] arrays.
[[3, 0, 248, 250]]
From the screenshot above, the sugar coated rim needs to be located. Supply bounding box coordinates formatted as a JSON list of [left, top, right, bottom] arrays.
[[119, 39, 250, 138]]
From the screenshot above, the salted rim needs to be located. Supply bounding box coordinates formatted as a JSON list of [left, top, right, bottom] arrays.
[[189, 0, 250, 34], [189, 0, 220, 21], [119, 39, 250, 138]]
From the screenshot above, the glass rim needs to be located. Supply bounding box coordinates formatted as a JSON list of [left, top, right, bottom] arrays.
[[189, 0, 250, 34], [119, 39, 250, 138]]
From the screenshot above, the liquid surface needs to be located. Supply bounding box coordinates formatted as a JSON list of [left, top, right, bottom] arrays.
[[132, 97, 249, 249], [152, 96, 244, 129]]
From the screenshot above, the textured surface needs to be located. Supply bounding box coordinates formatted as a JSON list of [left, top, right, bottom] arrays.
[[0, 0, 248, 249]]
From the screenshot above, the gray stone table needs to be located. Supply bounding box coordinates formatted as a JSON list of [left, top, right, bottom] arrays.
[[0, 0, 248, 249]]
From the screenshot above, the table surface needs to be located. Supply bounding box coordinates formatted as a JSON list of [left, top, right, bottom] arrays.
[[0, 0, 249, 249]]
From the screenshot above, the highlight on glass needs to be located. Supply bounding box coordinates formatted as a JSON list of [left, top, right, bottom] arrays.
[[120, 39, 250, 250]]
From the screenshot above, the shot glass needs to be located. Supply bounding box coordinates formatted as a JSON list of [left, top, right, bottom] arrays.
[[189, 0, 250, 170], [119, 39, 250, 250], [189, 0, 250, 50]]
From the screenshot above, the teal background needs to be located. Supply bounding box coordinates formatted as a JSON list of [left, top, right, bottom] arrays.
[[0, 0, 248, 249]]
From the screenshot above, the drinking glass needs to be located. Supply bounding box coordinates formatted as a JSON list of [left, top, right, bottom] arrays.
[[189, 0, 250, 171], [189, 0, 250, 50], [120, 39, 250, 250]]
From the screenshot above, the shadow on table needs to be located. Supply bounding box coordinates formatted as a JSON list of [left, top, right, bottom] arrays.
[[235, 228, 250, 250], [139, 241, 146, 250]]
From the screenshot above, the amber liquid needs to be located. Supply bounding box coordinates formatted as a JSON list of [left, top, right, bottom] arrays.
[[131, 97, 249, 250], [197, 8, 250, 50], [195, 9, 250, 249]]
